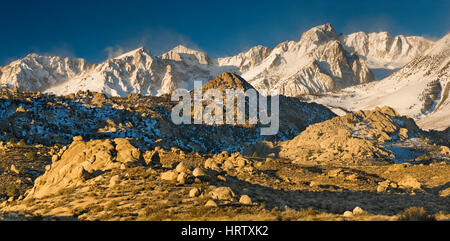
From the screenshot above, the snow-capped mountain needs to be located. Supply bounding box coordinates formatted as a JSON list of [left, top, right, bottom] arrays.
[[45, 47, 227, 97], [227, 24, 376, 96], [214, 24, 371, 96], [308, 33, 449, 130], [0, 23, 435, 98], [47, 48, 160, 96]]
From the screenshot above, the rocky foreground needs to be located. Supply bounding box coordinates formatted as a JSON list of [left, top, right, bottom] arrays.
[[0, 135, 448, 221], [0, 91, 448, 220]]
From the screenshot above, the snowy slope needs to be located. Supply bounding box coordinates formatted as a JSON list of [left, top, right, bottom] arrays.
[[416, 34, 450, 130], [339, 32, 434, 69], [308, 33, 450, 130]]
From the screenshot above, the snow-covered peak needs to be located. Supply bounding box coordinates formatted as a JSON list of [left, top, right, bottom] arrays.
[[46, 45, 216, 97], [46, 46, 160, 97], [161, 45, 212, 65], [114, 47, 153, 60], [225, 23, 374, 97], [168, 45, 199, 53], [217, 45, 271, 72], [309, 32, 449, 131], [299, 23, 338, 44]]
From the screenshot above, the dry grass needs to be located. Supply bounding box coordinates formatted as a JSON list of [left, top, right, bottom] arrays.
[[397, 207, 436, 221]]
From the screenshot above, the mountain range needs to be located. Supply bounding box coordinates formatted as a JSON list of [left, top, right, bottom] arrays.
[[0, 24, 435, 96], [0, 23, 447, 130]]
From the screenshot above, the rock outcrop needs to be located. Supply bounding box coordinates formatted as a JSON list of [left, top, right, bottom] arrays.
[[26, 138, 141, 199], [258, 106, 447, 165]]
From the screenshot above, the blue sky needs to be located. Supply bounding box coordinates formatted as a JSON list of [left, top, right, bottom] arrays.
[[0, 0, 448, 65]]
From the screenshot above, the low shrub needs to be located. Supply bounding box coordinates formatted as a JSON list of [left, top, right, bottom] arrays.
[[397, 207, 436, 221], [6, 183, 20, 197]]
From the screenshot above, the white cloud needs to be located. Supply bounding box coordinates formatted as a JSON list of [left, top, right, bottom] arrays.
[[104, 46, 127, 59], [103, 27, 202, 60]]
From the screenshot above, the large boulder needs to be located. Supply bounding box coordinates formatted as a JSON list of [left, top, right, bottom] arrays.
[[398, 175, 422, 189], [114, 138, 141, 163], [209, 187, 235, 201], [26, 138, 140, 199]]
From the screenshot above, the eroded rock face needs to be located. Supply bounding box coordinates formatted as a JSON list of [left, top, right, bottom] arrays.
[[26, 138, 141, 199]]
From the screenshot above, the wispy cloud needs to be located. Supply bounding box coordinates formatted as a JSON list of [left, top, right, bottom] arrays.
[[1, 56, 20, 66], [1, 43, 77, 66], [104, 46, 127, 59], [34, 43, 77, 58], [103, 27, 201, 60], [341, 14, 396, 35]]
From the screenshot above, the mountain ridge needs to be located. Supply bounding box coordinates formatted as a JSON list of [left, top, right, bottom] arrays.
[[0, 23, 435, 98]]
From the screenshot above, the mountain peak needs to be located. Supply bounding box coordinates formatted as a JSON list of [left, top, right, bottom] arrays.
[[170, 45, 200, 53], [114, 47, 152, 60], [340, 30, 435, 69], [162, 45, 211, 65], [300, 23, 338, 44], [202, 72, 255, 92], [317, 23, 335, 32], [25, 53, 40, 58]]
